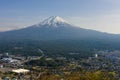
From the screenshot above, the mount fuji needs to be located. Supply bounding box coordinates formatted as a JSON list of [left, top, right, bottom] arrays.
[[0, 16, 119, 41]]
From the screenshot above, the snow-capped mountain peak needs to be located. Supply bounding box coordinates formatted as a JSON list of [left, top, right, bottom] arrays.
[[37, 16, 69, 27]]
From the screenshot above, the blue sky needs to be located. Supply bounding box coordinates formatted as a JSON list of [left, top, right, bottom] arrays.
[[0, 0, 120, 34]]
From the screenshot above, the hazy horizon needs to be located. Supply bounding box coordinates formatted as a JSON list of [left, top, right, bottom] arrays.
[[1, 0, 120, 34]]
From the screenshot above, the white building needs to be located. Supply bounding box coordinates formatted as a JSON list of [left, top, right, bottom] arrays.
[[95, 54, 98, 58]]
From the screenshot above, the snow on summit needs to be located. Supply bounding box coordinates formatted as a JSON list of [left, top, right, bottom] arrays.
[[39, 16, 69, 27]]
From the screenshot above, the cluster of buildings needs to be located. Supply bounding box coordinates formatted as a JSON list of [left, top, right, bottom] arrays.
[[0, 53, 31, 80], [0, 53, 20, 65]]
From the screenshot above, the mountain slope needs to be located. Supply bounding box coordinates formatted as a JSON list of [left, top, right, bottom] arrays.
[[1, 16, 120, 57], [0, 16, 119, 41]]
